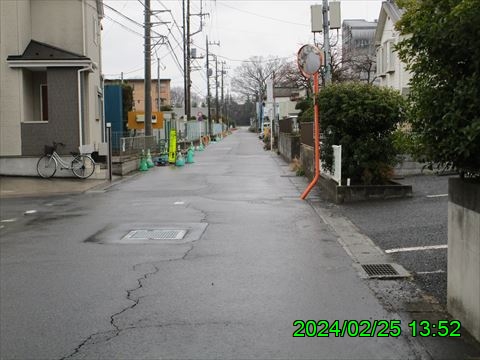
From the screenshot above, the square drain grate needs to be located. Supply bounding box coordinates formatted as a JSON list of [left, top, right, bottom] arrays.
[[123, 229, 187, 241], [361, 264, 400, 278]]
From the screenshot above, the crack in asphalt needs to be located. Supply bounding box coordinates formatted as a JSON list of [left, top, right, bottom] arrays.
[[61, 198, 210, 358], [62, 320, 241, 358], [60, 263, 159, 360], [109, 263, 160, 332], [182, 244, 195, 260], [61, 236, 204, 359]]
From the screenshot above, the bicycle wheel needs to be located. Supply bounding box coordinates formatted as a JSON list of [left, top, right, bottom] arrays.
[[72, 155, 95, 179], [36, 155, 57, 178]]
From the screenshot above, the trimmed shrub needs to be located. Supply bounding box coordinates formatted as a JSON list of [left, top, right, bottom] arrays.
[[396, 0, 480, 179], [319, 82, 406, 185]]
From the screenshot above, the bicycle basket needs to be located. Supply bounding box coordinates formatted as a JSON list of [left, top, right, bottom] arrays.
[[44, 145, 55, 155]]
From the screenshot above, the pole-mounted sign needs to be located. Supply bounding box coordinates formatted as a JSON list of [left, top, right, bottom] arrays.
[[297, 45, 324, 200], [297, 44, 324, 78]]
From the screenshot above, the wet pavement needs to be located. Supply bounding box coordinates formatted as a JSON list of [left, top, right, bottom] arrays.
[[1, 128, 479, 359], [0, 176, 108, 198]]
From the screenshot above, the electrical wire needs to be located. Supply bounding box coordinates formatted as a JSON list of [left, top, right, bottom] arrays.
[[103, 2, 185, 78], [216, 1, 308, 27]]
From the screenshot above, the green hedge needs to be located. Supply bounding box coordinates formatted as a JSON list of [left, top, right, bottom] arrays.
[[318, 82, 406, 185], [396, 0, 480, 178]]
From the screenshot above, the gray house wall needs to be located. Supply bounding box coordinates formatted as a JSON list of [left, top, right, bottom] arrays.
[[21, 68, 80, 156]]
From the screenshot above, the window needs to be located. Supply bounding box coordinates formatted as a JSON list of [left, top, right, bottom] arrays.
[[40, 84, 48, 121], [377, 46, 386, 77], [387, 40, 396, 73], [382, 43, 388, 74]]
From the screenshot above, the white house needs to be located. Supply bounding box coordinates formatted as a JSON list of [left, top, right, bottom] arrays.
[[0, 0, 104, 176], [374, 0, 411, 95]]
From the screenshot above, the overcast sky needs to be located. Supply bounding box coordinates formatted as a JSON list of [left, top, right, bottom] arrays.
[[102, 0, 383, 96]]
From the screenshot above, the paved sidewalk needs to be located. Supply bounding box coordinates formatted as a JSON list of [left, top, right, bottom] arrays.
[[0, 176, 111, 198]]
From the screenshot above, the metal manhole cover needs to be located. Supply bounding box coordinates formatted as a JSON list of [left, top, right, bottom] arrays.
[[361, 264, 400, 278], [123, 229, 187, 241]]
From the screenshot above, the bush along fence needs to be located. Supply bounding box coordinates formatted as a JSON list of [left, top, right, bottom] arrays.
[[296, 83, 412, 203], [395, 0, 480, 341]]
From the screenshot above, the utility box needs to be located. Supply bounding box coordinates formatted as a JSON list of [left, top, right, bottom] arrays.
[[311, 2, 342, 32], [311, 4, 323, 32], [329, 1, 342, 29]]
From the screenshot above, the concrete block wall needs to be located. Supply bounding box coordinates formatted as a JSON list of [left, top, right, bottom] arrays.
[[278, 133, 300, 163], [300, 144, 314, 180], [447, 178, 480, 342]]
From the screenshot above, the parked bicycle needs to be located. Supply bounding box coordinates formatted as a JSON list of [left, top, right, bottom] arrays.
[[36, 142, 96, 179]]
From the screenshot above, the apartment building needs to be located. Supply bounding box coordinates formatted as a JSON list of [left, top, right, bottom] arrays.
[[105, 78, 172, 112]]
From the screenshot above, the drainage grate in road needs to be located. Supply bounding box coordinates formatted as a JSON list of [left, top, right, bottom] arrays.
[[123, 229, 187, 241], [361, 264, 400, 278]]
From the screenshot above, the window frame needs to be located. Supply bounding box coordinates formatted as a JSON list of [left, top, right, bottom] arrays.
[[40, 83, 49, 122]]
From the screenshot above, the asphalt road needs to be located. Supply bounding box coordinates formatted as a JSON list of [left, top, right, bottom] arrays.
[[1, 128, 423, 360], [322, 174, 451, 304], [1, 129, 478, 359]]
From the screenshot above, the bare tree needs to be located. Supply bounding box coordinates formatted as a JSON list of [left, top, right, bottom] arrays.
[[341, 49, 377, 84], [275, 60, 313, 97], [231, 56, 286, 101], [170, 86, 184, 108]]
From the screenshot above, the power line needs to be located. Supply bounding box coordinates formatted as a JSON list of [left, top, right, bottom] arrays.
[[103, 2, 184, 78], [103, 2, 145, 29], [216, 1, 309, 27], [103, 15, 144, 37]]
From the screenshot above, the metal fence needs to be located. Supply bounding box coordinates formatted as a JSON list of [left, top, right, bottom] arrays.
[[181, 121, 225, 142], [112, 134, 158, 158], [213, 123, 224, 135], [185, 121, 207, 141]]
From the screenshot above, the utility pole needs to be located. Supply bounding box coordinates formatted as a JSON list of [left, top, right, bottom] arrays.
[[221, 61, 225, 125], [322, 0, 332, 84], [226, 93, 231, 129], [215, 57, 219, 127], [205, 36, 219, 136], [157, 58, 161, 112], [186, 0, 191, 120], [182, 0, 187, 121], [206, 37, 212, 136], [144, 0, 152, 135]]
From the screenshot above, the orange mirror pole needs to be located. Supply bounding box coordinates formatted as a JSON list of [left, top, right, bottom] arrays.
[[300, 71, 320, 200]]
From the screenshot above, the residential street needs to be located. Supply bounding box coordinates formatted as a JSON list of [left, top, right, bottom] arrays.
[[1, 129, 479, 359], [320, 175, 451, 304]]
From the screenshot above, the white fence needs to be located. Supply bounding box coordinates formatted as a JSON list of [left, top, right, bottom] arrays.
[[185, 121, 207, 141], [184, 121, 225, 141], [321, 145, 342, 184]]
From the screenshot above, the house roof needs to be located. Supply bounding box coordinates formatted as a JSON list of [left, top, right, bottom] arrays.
[[374, 1, 405, 45], [343, 19, 378, 29], [7, 40, 89, 61]]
